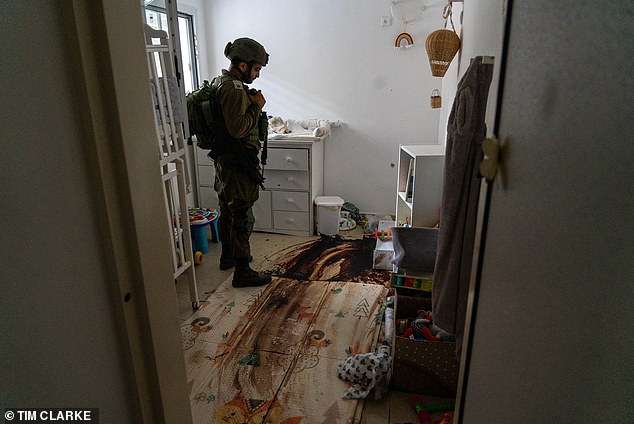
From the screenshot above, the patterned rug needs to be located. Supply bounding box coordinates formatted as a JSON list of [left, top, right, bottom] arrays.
[[261, 236, 391, 287], [183, 277, 388, 423]]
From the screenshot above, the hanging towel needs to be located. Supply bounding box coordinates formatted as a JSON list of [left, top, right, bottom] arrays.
[[432, 56, 493, 356]]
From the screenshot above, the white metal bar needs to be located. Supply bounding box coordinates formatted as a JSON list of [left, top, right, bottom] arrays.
[[144, 23, 198, 309], [146, 45, 169, 54], [146, 52, 166, 159], [155, 50, 173, 156], [161, 173, 180, 273], [176, 159, 198, 304]]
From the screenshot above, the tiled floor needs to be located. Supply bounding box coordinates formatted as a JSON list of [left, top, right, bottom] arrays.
[[176, 227, 453, 423]]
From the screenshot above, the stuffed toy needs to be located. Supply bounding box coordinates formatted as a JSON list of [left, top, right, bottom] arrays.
[[404, 309, 456, 342], [411, 309, 438, 341], [337, 344, 392, 400]]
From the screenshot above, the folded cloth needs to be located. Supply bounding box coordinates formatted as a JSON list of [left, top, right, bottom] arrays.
[[296, 119, 331, 137], [286, 119, 314, 135], [270, 118, 333, 138], [337, 344, 392, 400], [312, 121, 331, 137], [268, 116, 290, 134]]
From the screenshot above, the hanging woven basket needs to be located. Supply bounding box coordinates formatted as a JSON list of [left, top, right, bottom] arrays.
[[430, 89, 441, 109], [425, 28, 461, 77]]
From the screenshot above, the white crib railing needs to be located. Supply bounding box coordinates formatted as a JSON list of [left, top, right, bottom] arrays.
[[145, 24, 199, 309]]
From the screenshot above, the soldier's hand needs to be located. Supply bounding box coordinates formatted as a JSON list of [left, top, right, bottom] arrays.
[[249, 90, 266, 108]]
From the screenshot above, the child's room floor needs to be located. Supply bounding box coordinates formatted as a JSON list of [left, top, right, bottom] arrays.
[[176, 227, 455, 423]]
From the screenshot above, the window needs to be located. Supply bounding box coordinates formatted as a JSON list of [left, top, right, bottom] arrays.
[[145, 5, 199, 94]]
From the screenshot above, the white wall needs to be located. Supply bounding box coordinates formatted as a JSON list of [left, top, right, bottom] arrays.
[[459, 0, 506, 136], [197, 0, 462, 215], [436, 0, 505, 142], [0, 2, 134, 420]]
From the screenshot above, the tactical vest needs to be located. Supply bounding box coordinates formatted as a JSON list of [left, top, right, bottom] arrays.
[[187, 74, 261, 160], [213, 75, 261, 148]]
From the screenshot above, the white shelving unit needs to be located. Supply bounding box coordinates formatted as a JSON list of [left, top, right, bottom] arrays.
[[396, 144, 445, 227]]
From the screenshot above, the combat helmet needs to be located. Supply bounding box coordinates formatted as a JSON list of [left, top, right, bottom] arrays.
[[224, 38, 269, 66]]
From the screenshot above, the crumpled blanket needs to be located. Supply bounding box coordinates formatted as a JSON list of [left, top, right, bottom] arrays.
[[268, 116, 290, 134], [337, 344, 392, 400], [268, 116, 337, 138]]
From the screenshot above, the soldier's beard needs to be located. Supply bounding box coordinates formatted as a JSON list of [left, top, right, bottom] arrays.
[[241, 68, 253, 84]]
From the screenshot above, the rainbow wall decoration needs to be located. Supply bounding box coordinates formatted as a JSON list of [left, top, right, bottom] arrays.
[[395, 32, 414, 49]]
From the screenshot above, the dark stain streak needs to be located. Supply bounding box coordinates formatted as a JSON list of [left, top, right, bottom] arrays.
[[264, 236, 391, 286], [213, 351, 230, 361], [232, 279, 317, 353], [217, 237, 390, 386]]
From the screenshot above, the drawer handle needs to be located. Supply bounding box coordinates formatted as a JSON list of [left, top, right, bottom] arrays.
[[287, 176, 294, 182], [285, 156, 293, 162], [287, 198, 295, 203]]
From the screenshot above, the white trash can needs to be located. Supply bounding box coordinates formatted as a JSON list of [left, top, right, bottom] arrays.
[[314, 196, 345, 235]]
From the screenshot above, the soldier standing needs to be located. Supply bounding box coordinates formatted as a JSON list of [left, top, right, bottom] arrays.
[[211, 37, 271, 287]]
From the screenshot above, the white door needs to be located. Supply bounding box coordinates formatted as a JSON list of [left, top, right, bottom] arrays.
[[460, 2, 634, 423]]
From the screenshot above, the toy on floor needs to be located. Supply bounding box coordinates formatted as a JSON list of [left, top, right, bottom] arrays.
[[409, 395, 455, 424], [337, 344, 392, 400], [363, 227, 392, 241], [376, 227, 391, 241], [402, 309, 456, 342], [362, 215, 393, 238], [339, 210, 357, 231]]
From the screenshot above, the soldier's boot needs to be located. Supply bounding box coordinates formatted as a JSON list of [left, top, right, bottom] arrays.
[[232, 261, 271, 288]]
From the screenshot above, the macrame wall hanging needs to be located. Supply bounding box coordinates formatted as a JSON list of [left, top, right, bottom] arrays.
[[425, 1, 461, 77]]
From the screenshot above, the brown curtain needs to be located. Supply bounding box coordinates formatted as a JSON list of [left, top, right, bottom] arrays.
[[432, 56, 494, 355]]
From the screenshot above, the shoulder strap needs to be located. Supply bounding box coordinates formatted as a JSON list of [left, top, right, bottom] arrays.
[[200, 77, 226, 127], [201, 99, 214, 127]]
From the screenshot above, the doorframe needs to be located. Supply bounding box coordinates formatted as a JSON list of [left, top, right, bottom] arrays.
[[453, 0, 514, 422], [63, 1, 192, 422]]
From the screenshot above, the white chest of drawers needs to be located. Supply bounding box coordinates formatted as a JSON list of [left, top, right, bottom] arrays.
[[253, 139, 324, 236]]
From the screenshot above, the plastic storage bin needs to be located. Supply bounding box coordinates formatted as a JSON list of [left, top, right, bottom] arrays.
[[314, 196, 345, 235]]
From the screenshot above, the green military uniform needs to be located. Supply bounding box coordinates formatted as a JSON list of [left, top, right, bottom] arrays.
[[212, 69, 262, 268]]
